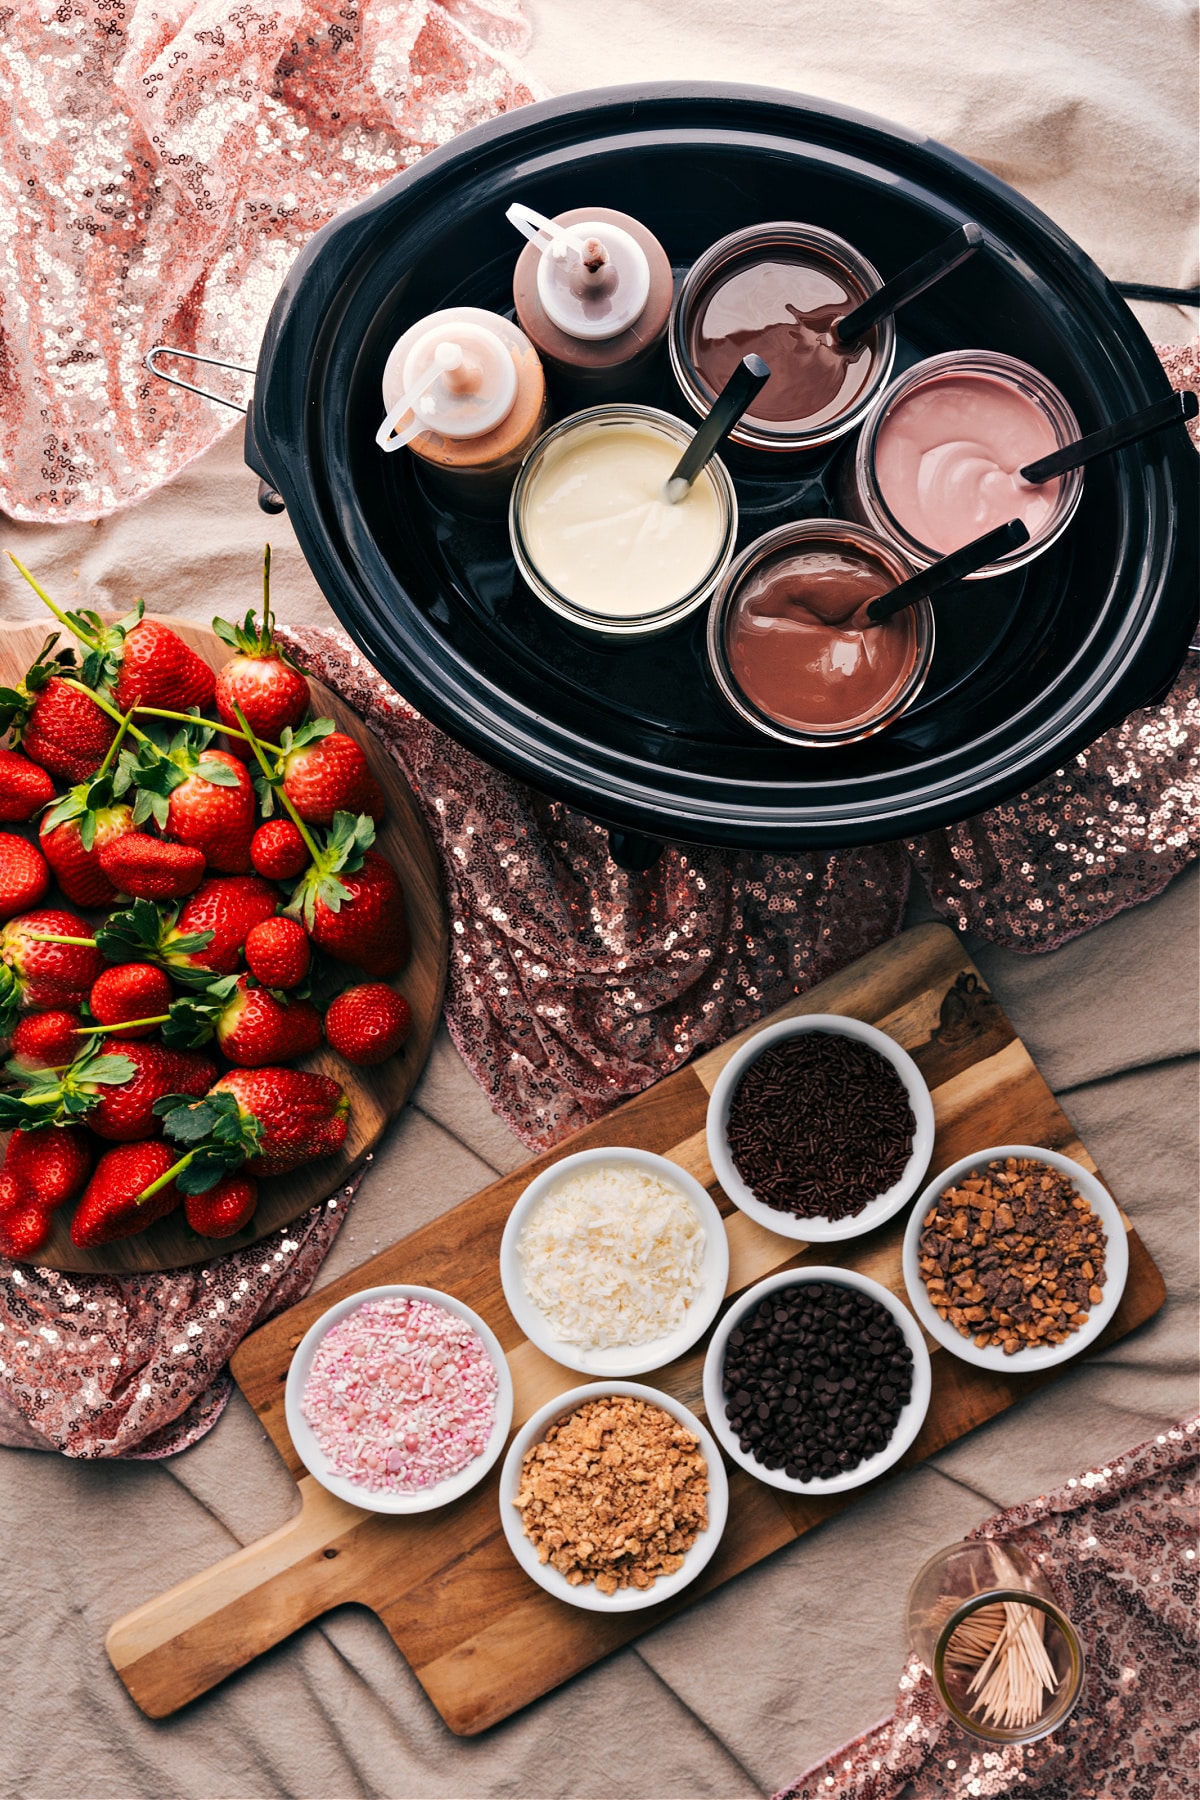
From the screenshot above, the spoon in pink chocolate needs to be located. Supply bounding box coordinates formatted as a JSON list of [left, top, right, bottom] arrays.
[[1018, 389, 1198, 483]]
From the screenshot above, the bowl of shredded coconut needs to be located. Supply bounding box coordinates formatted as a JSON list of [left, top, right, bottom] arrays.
[[285, 1284, 514, 1514], [499, 1147, 730, 1377]]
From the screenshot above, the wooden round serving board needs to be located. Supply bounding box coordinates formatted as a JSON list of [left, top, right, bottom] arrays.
[[0, 617, 448, 1275]]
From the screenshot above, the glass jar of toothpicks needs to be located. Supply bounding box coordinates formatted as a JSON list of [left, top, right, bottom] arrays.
[[906, 1540, 1085, 1744]]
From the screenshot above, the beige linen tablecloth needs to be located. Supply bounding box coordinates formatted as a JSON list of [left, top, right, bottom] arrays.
[[1, 3, 1197, 1794]]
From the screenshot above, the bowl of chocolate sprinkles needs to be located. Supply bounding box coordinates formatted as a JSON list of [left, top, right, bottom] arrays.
[[706, 1015, 935, 1241], [902, 1145, 1129, 1373], [702, 1267, 932, 1494]]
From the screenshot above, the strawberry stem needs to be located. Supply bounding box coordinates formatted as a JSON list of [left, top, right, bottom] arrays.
[[132, 706, 282, 754], [231, 701, 322, 863], [24, 932, 98, 947], [136, 1149, 196, 1206], [75, 1016, 170, 1034], [95, 705, 136, 780], [263, 543, 272, 638], [6, 555, 100, 650], [60, 678, 151, 742]]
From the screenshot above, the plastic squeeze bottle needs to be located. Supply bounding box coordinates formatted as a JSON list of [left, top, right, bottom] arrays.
[[508, 202, 674, 409], [377, 307, 547, 513]]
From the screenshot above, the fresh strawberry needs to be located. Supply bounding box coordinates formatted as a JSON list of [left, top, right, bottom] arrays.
[[0, 1039, 215, 1141], [0, 834, 51, 920], [185, 1172, 258, 1238], [10, 1010, 83, 1069], [5, 1124, 92, 1209], [244, 916, 309, 990], [89, 963, 174, 1038], [36, 708, 138, 908], [70, 1140, 184, 1246], [98, 832, 206, 901], [40, 803, 134, 908], [0, 1182, 52, 1259], [213, 547, 310, 748], [5, 559, 215, 717], [159, 1066, 348, 1182], [283, 813, 409, 977], [0, 634, 116, 783], [122, 722, 255, 873], [97, 877, 276, 984], [164, 972, 321, 1067], [112, 618, 216, 715], [250, 819, 308, 881], [0, 749, 56, 822], [324, 983, 412, 1066], [0, 908, 103, 1030], [274, 721, 385, 827]]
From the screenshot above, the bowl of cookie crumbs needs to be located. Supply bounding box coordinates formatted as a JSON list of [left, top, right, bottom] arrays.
[[499, 1382, 729, 1612], [902, 1146, 1129, 1373]]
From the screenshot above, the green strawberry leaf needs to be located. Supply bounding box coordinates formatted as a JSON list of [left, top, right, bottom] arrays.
[[195, 757, 240, 787], [159, 1097, 222, 1144], [96, 898, 172, 964], [161, 975, 237, 1048], [212, 617, 241, 651], [176, 1146, 245, 1195], [279, 717, 335, 756]]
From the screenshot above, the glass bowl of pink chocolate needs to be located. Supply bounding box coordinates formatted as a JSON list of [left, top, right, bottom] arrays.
[[285, 1284, 514, 1515]]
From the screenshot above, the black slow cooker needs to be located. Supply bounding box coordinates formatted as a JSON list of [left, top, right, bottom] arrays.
[[243, 85, 1198, 855]]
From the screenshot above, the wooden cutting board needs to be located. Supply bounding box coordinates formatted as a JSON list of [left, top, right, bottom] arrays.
[[0, 616, 448, 1274], [105, 923, 1166, 1730]]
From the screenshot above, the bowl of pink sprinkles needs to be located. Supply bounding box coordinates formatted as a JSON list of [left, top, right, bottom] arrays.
[[284, 1284, 515, 1514]]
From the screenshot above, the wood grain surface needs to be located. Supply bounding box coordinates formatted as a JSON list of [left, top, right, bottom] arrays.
[[0, 616, 448, 1274], [105, 923, 1166, 1730]]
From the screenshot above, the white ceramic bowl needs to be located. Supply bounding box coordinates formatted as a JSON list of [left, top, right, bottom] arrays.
[[902, 1144, 1129, 1373], [498, 1379, 729, 1612], [702, 1266, 932, 1495], [499, 1146, 730, 1378], [705, 1014, 936, 1242], [284, 1283, 514, 1515]]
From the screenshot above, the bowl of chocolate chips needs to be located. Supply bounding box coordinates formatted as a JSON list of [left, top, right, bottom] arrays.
[[902, 1145, 1129, 1372], [702, 1268, 932, 1494]]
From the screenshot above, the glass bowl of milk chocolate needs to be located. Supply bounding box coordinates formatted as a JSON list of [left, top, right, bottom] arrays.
[[706, 520, 935, 746], [670, 222, 897, 454]]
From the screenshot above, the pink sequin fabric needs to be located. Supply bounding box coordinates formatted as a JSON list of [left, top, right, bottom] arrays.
[[0, 1180, 360, 1459], [774, 1416, 1200, 1800], [0, 1, 538, 522]]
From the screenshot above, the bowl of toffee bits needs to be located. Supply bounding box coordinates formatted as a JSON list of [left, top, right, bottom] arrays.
[[902, 1146, 1129, 1373], [706, 1015, 935, 1242], [702, 1268, 932, 1495], [499, 1381, 729, 1612]]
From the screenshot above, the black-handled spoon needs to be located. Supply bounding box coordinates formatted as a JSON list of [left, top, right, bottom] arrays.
[[1019, 389, 1198, 484], [835, 223, 984, 345], [866, 519, 1031, 623], [665, 354, 771, 502]]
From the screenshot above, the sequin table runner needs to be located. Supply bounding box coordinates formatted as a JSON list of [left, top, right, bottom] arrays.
[[773, 1417, 1200, 1800]]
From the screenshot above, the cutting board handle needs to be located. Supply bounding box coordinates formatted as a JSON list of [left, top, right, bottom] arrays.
[[106, 1479, 368, 1717]]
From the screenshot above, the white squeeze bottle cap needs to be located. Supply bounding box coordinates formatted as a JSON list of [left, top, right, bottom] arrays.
[[506, 202, 651, 342], [376, 322, 518, 451]]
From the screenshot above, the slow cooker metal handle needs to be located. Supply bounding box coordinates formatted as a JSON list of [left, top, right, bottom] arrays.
[[144, 346, 285, 513]]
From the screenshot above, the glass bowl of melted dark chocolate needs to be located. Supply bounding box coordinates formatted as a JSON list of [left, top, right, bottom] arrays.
[[670, 222, 897, 452], [707, 519, 935, 746]]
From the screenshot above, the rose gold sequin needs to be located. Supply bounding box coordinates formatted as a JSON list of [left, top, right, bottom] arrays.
[[773, 1417, 1199, 1800], [0, 2, 539, 521]]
